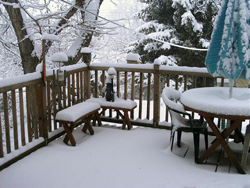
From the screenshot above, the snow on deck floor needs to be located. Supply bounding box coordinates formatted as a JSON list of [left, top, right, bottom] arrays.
[[0, 125, 250, 188]]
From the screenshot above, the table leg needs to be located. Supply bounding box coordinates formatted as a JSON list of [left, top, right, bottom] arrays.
[[116, 110, 126, 130], [124, 110, 132, 130], [199, 117, 245, 174], [116, 110, 131, 130], [63, 123, 76, 146]]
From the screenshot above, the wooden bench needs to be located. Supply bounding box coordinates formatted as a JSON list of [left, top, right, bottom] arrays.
[[86, 97, 137, 130], [55, 102, 100, 146]]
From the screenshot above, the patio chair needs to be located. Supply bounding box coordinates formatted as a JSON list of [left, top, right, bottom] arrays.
[[162, 87, 208, 163]]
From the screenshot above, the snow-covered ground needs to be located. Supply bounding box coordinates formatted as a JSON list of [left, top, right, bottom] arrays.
[[0, 124, 250, 188]]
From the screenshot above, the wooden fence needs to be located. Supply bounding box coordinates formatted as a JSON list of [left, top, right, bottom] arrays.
[[0, 62, 224, 170]]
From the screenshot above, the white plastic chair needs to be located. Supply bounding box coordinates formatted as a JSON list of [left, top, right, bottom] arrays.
[[162, 87, 208, 163]]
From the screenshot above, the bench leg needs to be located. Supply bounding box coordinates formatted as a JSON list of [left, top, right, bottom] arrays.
[[82, 114, 95, 135], [63, 123, 76, 146]]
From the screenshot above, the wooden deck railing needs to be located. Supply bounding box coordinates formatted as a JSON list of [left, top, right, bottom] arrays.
[[0, 61, 224, 170], [88, 63, 217, 127]]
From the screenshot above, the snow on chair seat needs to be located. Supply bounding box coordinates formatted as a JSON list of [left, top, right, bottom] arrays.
[[56, 102, 100, 146]]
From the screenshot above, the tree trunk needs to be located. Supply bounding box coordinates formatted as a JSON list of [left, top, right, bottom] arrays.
[[3, 0, 39, 74]]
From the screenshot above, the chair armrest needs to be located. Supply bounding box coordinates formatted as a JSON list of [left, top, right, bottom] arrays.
[[168, 107, 193, 127]]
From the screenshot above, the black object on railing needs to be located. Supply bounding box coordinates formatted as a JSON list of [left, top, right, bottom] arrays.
[[105, 82, 114, 102], [105, 67, 116, 102]]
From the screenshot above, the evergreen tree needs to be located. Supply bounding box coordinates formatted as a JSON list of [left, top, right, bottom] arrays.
[[129, 0, 220, 67]]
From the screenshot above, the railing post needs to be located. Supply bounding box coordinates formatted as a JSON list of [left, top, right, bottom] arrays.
[[153, 62, 161, 127], [81, 48, 92, 100]]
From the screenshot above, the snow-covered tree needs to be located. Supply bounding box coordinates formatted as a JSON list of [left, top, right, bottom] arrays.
[[1, 0, 103, 75], [128, 0, 220, 67], [92, 0, 145, 64]]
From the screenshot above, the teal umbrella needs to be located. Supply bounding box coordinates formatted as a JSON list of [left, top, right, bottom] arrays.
[[205, 0, 250, 97]]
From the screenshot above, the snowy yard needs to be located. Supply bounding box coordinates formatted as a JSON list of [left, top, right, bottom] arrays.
[[1, 124, 250, 188]]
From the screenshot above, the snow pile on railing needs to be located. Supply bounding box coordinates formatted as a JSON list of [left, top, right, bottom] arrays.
[[0, 63, 88, 89], [0, 72, 41, 88]]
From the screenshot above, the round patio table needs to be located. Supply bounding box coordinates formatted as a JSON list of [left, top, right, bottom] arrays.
[[181, 87, 250, 174]]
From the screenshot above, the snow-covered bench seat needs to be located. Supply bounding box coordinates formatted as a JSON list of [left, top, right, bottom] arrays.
[[55, 102, 100, 146], [86, 97, 137, 130]]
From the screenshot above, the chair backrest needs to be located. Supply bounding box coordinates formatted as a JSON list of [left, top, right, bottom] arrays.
[[161, 87, 185, 113], [162, 87, 191, 129]]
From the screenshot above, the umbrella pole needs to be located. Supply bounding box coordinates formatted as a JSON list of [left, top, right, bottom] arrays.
[[229, 79, 234, 98]]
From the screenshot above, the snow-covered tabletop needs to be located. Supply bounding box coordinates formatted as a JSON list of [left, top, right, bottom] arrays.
[[86, 96, 137, 110], [181, 87, 250, 117]]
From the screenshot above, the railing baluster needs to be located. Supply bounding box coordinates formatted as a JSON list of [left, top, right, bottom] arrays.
[[94, 70, 98, 98], [80, 71, 84, 101], [58, 81, 62, 111], [0, 112, 3, 157], [84, 67, 90, 100], [53, 78, 57, 130], [67, 74, 71, 106], [153, 64, 161, 126], [131, 72, 135, 101], [116, 71, 120, 98], [184, 75, 187, 91], [175, 75, 178, 90], [47, 81, 52, 132], [72, 73, 75, 105], [101, 70, 105, 98], [63, 78, 66, 108], [221, 77, 224, 87], [76, 71, 80, 102], [33, 85, 38, 139], [11, 90, 18, 150], [146, 73, 151, 120], [124, 72, 127, 100], [3, 92, 11, 153], [139, 73, 143, 119], [193, 76, 197, 88], [19, 88, 25, 146], [166, 74, 170, 87], [58, 82, 62, 128], [130, 72, 135, 119], [26, 86, 32, 142], [203, 77, 206, 87]]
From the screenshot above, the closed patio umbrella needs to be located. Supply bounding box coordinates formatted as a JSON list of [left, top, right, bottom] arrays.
[[205, 0, 250, 97]]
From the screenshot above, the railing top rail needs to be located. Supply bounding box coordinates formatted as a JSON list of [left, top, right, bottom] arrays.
[[90, 63, 213, 77], [0, 72, 42, 93], [0, 64, 88, 93], [89, 63, 155, 73], [159, 65, 213, 77]]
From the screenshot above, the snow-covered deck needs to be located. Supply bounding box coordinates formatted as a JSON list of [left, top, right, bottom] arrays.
[[1, 62, 250, 184], [1, 124, 250, 188]]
